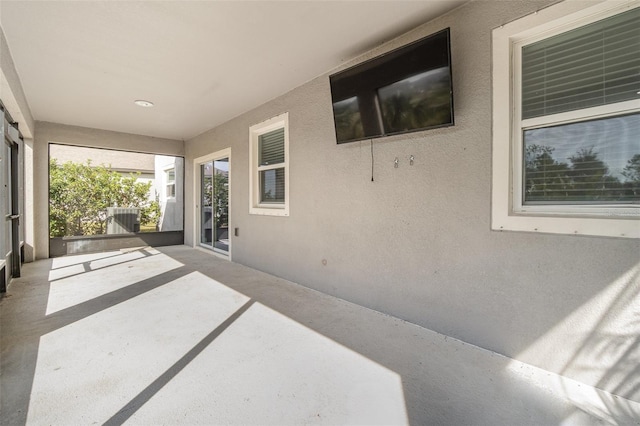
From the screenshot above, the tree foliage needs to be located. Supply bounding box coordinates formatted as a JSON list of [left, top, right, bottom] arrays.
[[524, 145, 640, 203], [622, 154, 640, 196], [213, 173, 229, 229], [202, 172, 228, 230], [50, 158, 161, 237]]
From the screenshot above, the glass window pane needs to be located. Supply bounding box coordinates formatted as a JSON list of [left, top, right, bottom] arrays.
[[523, 113, 640, 204], [259, 128, 285, 166], [260, 168, 285, 203], [213, 158, 229, 253], [201, 162, 213, 245], [522, 7, 640, 119], [166, 184, 176, 198], [2, 142, 11, 260]]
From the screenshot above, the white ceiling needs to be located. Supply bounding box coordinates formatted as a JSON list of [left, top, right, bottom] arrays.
[[0, 1, 465, 141]]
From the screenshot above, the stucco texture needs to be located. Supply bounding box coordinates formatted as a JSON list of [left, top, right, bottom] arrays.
[[186, 0, 639, 401]]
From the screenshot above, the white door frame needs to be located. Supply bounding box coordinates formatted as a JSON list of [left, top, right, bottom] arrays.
[[193, 148, 231, 260]]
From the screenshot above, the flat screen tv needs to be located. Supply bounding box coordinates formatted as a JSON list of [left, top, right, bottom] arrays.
[[330, 28, 454, 144]]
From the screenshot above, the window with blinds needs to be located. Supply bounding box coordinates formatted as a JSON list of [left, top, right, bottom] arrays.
[[249, 113, 289, 216], [258, 128, 285, 203], [259, 128, 285, 166], [520, 6, 640, 206], [522, 7, 639, 119], [165, 168, 176, 198]]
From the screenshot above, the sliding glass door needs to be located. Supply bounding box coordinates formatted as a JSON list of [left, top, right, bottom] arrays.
[[198, 152, 229, 255]]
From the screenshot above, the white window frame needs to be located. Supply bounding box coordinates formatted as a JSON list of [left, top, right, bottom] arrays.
[[193, 148, 232, 260], [249, 112, 290, 216], [164, 166, 176, 199], [492, 0, 640, 238]]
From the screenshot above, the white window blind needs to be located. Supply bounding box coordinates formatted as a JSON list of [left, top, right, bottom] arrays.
[[257, 127, 285, 203], [259, 128, 285, 166], [521, 7, 640, 120]]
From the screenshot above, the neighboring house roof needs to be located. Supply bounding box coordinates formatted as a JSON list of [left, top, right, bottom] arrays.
[[50, 144, 155, 174]]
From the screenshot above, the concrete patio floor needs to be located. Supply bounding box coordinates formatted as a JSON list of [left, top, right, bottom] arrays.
[[1, 245, 637, 425]]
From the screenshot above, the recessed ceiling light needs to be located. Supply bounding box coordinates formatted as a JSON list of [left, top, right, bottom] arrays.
[[134, 100, 154, 107]]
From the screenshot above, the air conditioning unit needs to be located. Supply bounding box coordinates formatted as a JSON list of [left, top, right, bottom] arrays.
[[106, 207, 140, 234]]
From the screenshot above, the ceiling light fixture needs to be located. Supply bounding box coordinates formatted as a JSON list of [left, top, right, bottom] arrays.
[[134, 100, 154, 107]]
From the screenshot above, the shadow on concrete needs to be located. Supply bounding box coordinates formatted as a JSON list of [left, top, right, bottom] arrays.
[[1, 246, 636, 425], [47, 247, 153, 282], [151, 246, 638, 425], [103, 300, 256, 425], [0, 248, 192, 425]]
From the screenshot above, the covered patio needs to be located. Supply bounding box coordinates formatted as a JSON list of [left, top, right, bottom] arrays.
[[1, 245, 635, 425]]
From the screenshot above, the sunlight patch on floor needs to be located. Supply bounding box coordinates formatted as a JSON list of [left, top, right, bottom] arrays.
[[49, 249, 142, 270], [27, 271, 249, 425], [48, 249, 149, 282], [45, 249, 183, 315], [127, 302, 408, 425]]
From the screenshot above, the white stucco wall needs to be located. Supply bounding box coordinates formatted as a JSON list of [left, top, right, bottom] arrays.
[[185, 0, 640, 400], [1, 26, 34, 138], [154, 155, 184, 231], [1, 26, 34, 261]]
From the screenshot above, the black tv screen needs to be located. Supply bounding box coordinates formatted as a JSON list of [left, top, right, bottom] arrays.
[[330, 28, 454, 144]]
